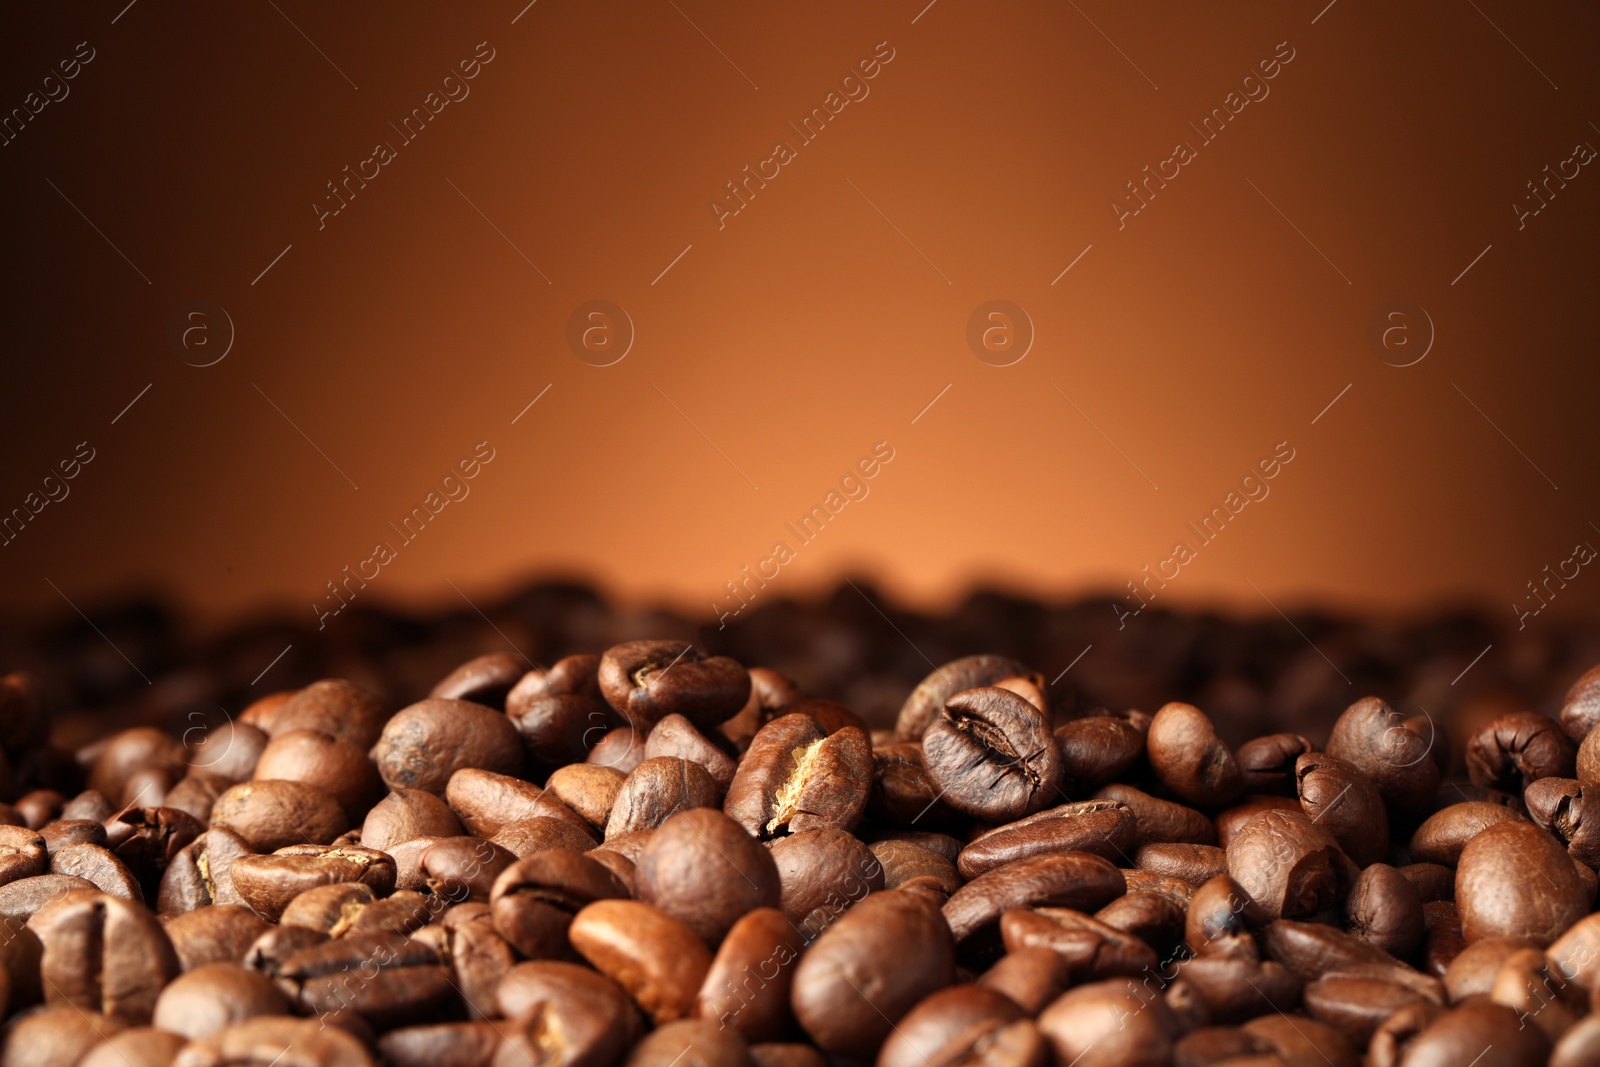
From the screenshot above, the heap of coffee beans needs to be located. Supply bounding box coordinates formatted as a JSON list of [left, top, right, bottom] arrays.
[[4, 639, 1600, 1066]]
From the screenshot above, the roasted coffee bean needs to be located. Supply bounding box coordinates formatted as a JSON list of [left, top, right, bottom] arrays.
[[1294, 752, 1389, 866], [783, 698, 868, 737], [371, 699, 524, 794], [1379, 1000, 1551, 1067], [1037, 977, 1180, 1067], [1133, 843, 1227, 887], [1529, 777, 1600, 871], [768, 827, 882, 938], [1302, 974, 1442, 1048], [493, 959, 641, 1067], [491, 815, 598, 859], [599, 641, 751, 732], [1441, 935, 1539, 1001], [163, 773, 234, 823], [0, 873, 98, 926], [162, 905, 270, 970], [275, 930, 454, 1028], [0, 825, 46, 886], [1554, 1015, 1600, 1067], [210, 780, 348, 852], [1239, 1015, 1357, 1067], [37, 819, 104, 854], [86, 728, 188, 802], [921, 687, 1061, 823], [169, 1015, 373, 1066], [693, 907, 804, 1041], [1094, 784, 1216, 846], [49, 843, 142, 901], [635, 808, 779, 944], [61, 791, 116, 823], [1213, 795, 1303, 848], [430, 652, 525, 708], [0, 1006, 125, 1067], [271, 678, 387, 748], [253, 729, 384, 824], [605, 757, 721, 838], [1053, 715, 1145, 796], [791, 888, 954, 1056], [724, 714, 871, 840], [999, 907, 1158, 981], [869, 839, 961, 896], [1235, 733, 1314, 795], [589, 727, 646, 775], [1095, 890, 1185, 957], [976, 946, 1070, 1015], [1490, 946, 1583, 1043], [1173, 955, 1303, 1025], [507, 654, 604, 708], [1146, 702, 1244, 807], [151, 962, 290, 1038], [546, 764, 627, 829], [511, 692, 612, 769], [1225, 809, 1356, 922], [78, 1028, 187, 1067], [446, 766, 590, 839], [1457, 819, 1588, 944], [229, 844, 396, 922], [1466, 711, 1576, 793], [1423, 900, 1467, 976], [625, 1019, 752, 1067], [1561, 665, 1600, 743], [489, 847, 628, 959], [1345, 863, 1424, 959], [1547, 912, 1600, 991], [896, 655, 1036, 742], [157, 827, 250, 913], [359, 788, 463, 851], [279, 883, 379, 933], [643, 715, 739, 789], [867, 742, 958, 829], [1259, 918, 1417, 980], [379, 1022, 503, 1067], [420, 837, 516, 903], [1186, 874, 1265, 955], [430, 905, 516, 1020], [877, 985, 1031, 1067], [31, 891, 179, 1023], [186, 720, 268, 784], [569, 898, 713, 1024], [1397, 861, 1455, 903], [1409, 801, 1527, 866], [958, 800, 1135, 879], [102, 805, 205, 900], [1325, 696, 1440, 821], [943, 852, 1126, 943]]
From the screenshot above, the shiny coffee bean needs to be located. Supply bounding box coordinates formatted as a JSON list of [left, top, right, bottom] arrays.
[[922, 687, 1061, 823], [1456, 820, 1588, 945], [151, 962, 290, 1038], [420, 837, 515, 903], [868, 839, 961, 896], [253, 730, 384, 824], [599, 641, 751, 732], [606, 757, 721, 838], [1235, 733, 1313, 796], [1146, 702, 1244, 807], [275, 930, 454, 1029], [1325, 696, 1440, 822], [169, 1015, 373, 1066], [371, 699, 524, 794], [693, 907, 804, 1042], [768, 828, 883, 939], [635, 808, 780, 944], [1133, 843, 1227, 887], [1054, 715, 1145, 796], [1037, 977, 1179, 1067], [430, 652, 525, 708], [895, 655, 1036, 742], [157, 827, 251, 912], [446, 766, 590, 839], [269, 679, 388, 748], [1225, 809, 1355, 922], [877, 985, 1032, 1067], [1094, 784, 1216, 846], [958, 800, 1136, 879], [210, 780, 348, 852], [724, 714, 871, 840], [1344, 863, 1424, 960], [229, 844, 395, 922], [1466, 711, 1575, 793], [492, 960, 640, 1067], [31, 891, 179, 1023], [1294, 752, 1389, 866], [645, 715, 739, 790], [999, 906, 1158, 982], [162, 905, 270, 971], [569, 898, 713, 1025], [359, 788, 463, 851], [943, 852, 1126, 943]]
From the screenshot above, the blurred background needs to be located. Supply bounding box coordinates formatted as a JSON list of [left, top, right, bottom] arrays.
[[1, 1, 1597, 737]]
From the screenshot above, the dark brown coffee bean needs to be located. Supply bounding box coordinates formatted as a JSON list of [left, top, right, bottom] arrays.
[[1527, 777, 1600, 869], [1582, 720, 1600, 784], [1186, 874, 1265, 956], [1037, 977, 1179, 1067], [1239, 1015, 1357, 1067], [1409, 801, 1526, 866], [1457, 820, 1587, 945], [1489, 945, 1583, 1043], [1174, 955, 1304, 1025], [78, 1028, 187, 1067], [782, 698, 868, 737], [0, 1006, 125, 1067], [1345, 863, 1424, 960], [546, 764, 627, 830], [420, 837, 515, 903], [599, 641, 751, 732], [1380, 1000, 1551, 1067], [157, 827, 250, 913], [1294, 752, 1389, 867], [693, 907, 803, 1041], [866, 742, 958, 829], [163, 773, 235, 823], [1302, 975, 1440, 1050], [151, 961, 290, 1038], [186, 720, 268, 784], [446, 767, 590, 840], [1560, 665, 1600, 742], [1441, 936, 1539, 1002], [102, 805, 205, 902], [1094, 785, 1217, 846], [163, 905, 270, 970], [1225, 809, 1356, 922], [429, 905, 515, 1021], [1326, 696, 1440, 822], [0, 873, 98, 925], [371, 699, 524, 794], [635, 808, 779, 945], [896, 655, 1036, 742], [588, 727, 645, 775], [643, 715, 739, 790], [278, 883, 379, 933], [38, 819, 104, 854], [958, 800, 1135, 879], [724, 714, 871, 840], [869, 839, 961, 896], [569, 898, 713, 1024], [1095, 891, 1185, 958], [1213, 795, 1303, 848], [768, 827, 882, 939], [49, 842, 142, 901], [31, 891, 179, 1023], [791, 888, 954, 1056], [1171, 1027, 1260, 1067], [1000, 906, 1159, 981], [511, 693, 612, 769], [275, 929, 453, 1029], [491, 815, 599, 859], [1260, 920, 1441, 999], [976, 946, 1070, 1015], [253, 730, 384, 824], [430, 651, 525, 707], [493, 959, 641, 1067], [1397, 861, 1455, 903], [489, 848, 628, 958], [271, 678, 387, 748], [1133, 843, 1226, 887], [229, 844, 396, 922], [1147, 702, 1244, 807], [1054, 715, 1145, 796], [508, 654, 603, 707], [624, 1019, 752, 1067], [169, 1015, 373, 1066], [1235, 733, 1314, 796], [0, 826, 46, 886], [61, 791, 116, 823], [1466, 711, 1576, 793], [378, 1022, 502, 1067], [878, 985, 1028, 1067], [943, 852, 1126, 943], [359, 788, 463, 851], [606, 757, 721, 838], [866, 827, 964, 861], [1423, 900, 1466, 976], [86, 728, 188, 803], [210, 780, 348, 852], [922, 687, 1061, 822]]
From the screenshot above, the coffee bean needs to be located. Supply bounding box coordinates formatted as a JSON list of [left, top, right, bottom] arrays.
[[1490, 945, 1583, 1043], [1095, 891, 1185, 959], [976, 946, 1070, 1015], [1467, 711, 1576, 793], [1185, 874, 1264, 956], [1561, 665, 1600, 743], [724, 714, 871, 840], [1146, 702, 1244, 807], [37, 819, 104, 855], [210, 780, 348, 852], [31, 891, 179, 1023], [103, 805, 206, 902], [545, 764, 626, 830], [0, 826, 46, 886], [1037, 977, 1179, 1067], [958, 800, 1135, 879], [275, 930, 454, 1029], [169, 1015, 373, 1066], [1554, 1015, 1600, 1067], [943, 852, 1125, 943], [569, 899, 712, 1024], [768, 827, 882, 938], [1344, 863, 1424, 959], [896, 655, 1035, 742], [791, 889, 954, 1056], [447, 766, 591, 839], [588, 727, 646, 775], [491, 815, 599, 859], [1295, 752, 1390, 867], [1457, 820, 1588, 945], [693, 907, 803, 1042], [61, 791, 116, 823], [1053, 716, 1145, 796], [1094, 785, 1216, 846], [999, 907, 1158, 982], [0, 1006, 125, 1067], [510, 692, 613, 769], [359, 788, 464, 851], [379, 1022, 503, 1067], [645, 714, 739, 790], [1325, 696, 1440, 821], [1235, 733, 1314, 795], [229, 844, 396, 922], [1381, 1000, 1552, 1067], [624, 1019, 752, 1067], [78, 1028, 187, 1067], [271, 678, 387, 748], [0, 874, 98, 927], [1302, 974, 1443, 1049], [157, 827, 250, 913], [1441, 935, 1539, 1001], [866, 742, 957, 829], [371, 699, 524, 794], [1224, 809, 1356, 922], [599, 641, 751, 732], [432, 904, 515, 1021], [1173, 955, 1303, 1025], [1132, 843, 1226, 887], [1239, 1015, 1358, 1067], [1409, 801, 1527, 866], [493, 959, 642, 1067], [606, 757, 721, 838], [1547, 912, 1600, 992], [431, 652, 526, 708], [151, 961, 290, 1038], [86, 728, 187, 803], [186, 721, 268, 784], [163, 773, 234, 824], [420, 837, 515, 903], [1423, 899, 1467, 976], [877, 985, 1028, 1067], [162, 905, 270, 970], [48, 843, 142, 901], [253, 730, 384, 824], [868, 839, 960, 895], [1213, 795, 1302, 848], [921, 687, 1061, 823], [634, 809, 779, 945], [1396, 861, 1455, 903]]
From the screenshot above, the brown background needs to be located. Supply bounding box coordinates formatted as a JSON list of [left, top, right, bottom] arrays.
[[1, 0, 1597, 638]]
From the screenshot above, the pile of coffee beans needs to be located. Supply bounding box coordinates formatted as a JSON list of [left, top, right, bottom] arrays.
[[4, 630, 1600, 1066]]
